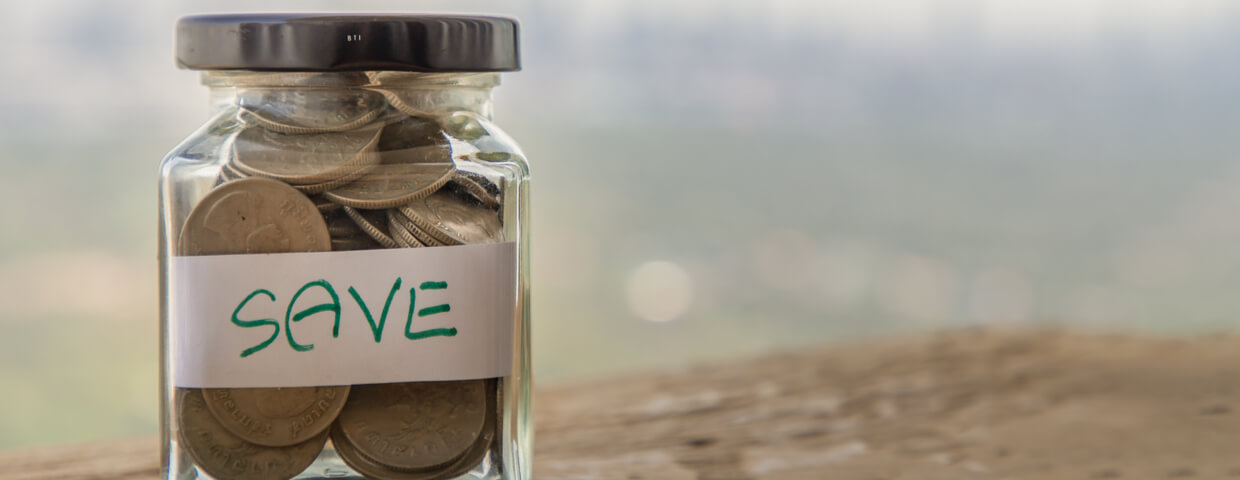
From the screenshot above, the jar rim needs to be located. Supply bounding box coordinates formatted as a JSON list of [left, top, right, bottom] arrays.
[[200, 71, 501, 89]]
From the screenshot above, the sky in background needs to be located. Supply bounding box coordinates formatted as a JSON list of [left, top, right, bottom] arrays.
[[4, 0, 1240, 448]]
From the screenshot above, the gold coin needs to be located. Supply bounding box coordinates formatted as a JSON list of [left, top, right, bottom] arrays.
[[232, 123, 382, 185], [419, 378, 499, 479], [202, 386, 350, 447], [330, 379, 498, 480], [396, 190, 502, 246], [343, 206, 398, 249], [291, 162, 375, 195], [322, 161, 454, 209], [332, 423, 433, 480], [387, 208, 442, 247], [178, 389, 327, 480], [331, 236, 383, 251], [385, 209, 429, 248], [237, 87, 385, 134], [320, 117, 455, 209], [241, 105, 384, 135], [335, 381, 489, 471], [372, 89, 437, 120], [447, 172, 500, 209], [178, 177, 330, 256], [179, 178, 342, 456], [376, 115, 449, 151], [219, 161, 250, 182], [313, 195, 342, 213], [328, 217, 364, 238]]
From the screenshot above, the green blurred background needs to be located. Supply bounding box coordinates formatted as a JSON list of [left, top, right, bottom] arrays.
[[5, 0, 1240, 448]]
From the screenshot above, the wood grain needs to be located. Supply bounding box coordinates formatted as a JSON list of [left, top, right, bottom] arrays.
[[5, 328, 1240, 480]]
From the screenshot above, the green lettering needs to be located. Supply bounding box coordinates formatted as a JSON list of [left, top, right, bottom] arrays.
[[417, 304, 451, 317], [417, 281, 450, 317], [231, 289, 279, 358], [405, 282, 456, 340], [284, 279, 341, 352], [347, 277, 402, 343], [407, 327, 458, 340]]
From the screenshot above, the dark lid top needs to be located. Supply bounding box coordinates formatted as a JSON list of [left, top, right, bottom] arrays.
[[176, 14, 519, 72]]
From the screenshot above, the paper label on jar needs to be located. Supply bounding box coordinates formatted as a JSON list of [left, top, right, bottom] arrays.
[[170, 242, 517, 388]]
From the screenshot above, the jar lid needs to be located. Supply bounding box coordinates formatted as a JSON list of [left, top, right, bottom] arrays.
[[176, 14, 520, 72]]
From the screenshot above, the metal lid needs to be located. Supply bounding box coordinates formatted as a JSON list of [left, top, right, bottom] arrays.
[[176, 14, 520, 72]]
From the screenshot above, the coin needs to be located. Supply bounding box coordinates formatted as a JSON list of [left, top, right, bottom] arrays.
[[237, 87, 386, 134], [377, 116, 449, 151], [178, 177, 331, 256], [372, 88, 437, 119], [332, 235, 383, 251], [327, 213, 365, 238], [386, 209, 430, 248], [202, 386, 351, 447], [291, 163, 374, 195], [312, 195, 342, 213], [329, 382, 497, 480], [387, 209, 443, 247], [232, 123, 383, 185], [390, 205, 450, 247], [387, 221, 415, 248], [332, 424, 435, 480], [446, 172, 500, 209], [179, 178, 344, 454], [321, 161, 455, 209], [343, 206, 398, 249], [396, 190, 502, 246], [223, 71, 371, 88], [419, 379, 499, 479], [454, 170, 500, 197], [178, 389, 328, 480], [317, 116, 454, 209], [220, 161, 250, 182], [241, 105, 384, 135], [335, 381, 489, 471]]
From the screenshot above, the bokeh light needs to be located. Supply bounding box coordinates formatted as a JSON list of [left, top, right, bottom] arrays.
[[626, 261, 694, 323]]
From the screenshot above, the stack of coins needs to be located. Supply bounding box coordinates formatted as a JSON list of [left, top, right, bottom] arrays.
[[176, 92, 505, 480]]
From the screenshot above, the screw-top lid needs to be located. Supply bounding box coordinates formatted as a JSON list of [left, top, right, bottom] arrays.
[[176, 14, 520, 72]]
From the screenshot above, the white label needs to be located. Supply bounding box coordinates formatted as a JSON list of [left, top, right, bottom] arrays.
[[170, 242, 516, 388]]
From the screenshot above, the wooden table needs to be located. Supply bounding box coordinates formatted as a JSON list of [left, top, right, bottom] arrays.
[[6, 329, 1240, 480]]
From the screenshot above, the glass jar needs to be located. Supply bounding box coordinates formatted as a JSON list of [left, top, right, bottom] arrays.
[[158, 15, 530, 480]]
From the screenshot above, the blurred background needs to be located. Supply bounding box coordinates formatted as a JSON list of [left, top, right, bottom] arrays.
[[4, 0, 1240, 448]]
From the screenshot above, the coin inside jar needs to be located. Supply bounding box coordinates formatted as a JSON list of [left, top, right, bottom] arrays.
[[331, 424, 434, 480], [446, 171, 501, 209], [178, 177, 332, 256], [396, 189, 503, 246], [330, 379, 499, 480], [178, 389, 328, 480], [343, 206, 398, 248], [387, 208, 443, 247], [202, 386, 350, 447], [178, 177, 349, 455], [231, 123, 383, 185], [238, 87, 386, 134], [335, 381, 489, 471], [322, 117, 455, 209], [417, 378, 500, 479]]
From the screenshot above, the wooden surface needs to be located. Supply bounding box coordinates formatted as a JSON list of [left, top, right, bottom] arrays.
[[5, 329, 1240, 480]]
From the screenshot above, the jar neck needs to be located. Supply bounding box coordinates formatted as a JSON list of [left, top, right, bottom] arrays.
[[201, 71, 499, 118]]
